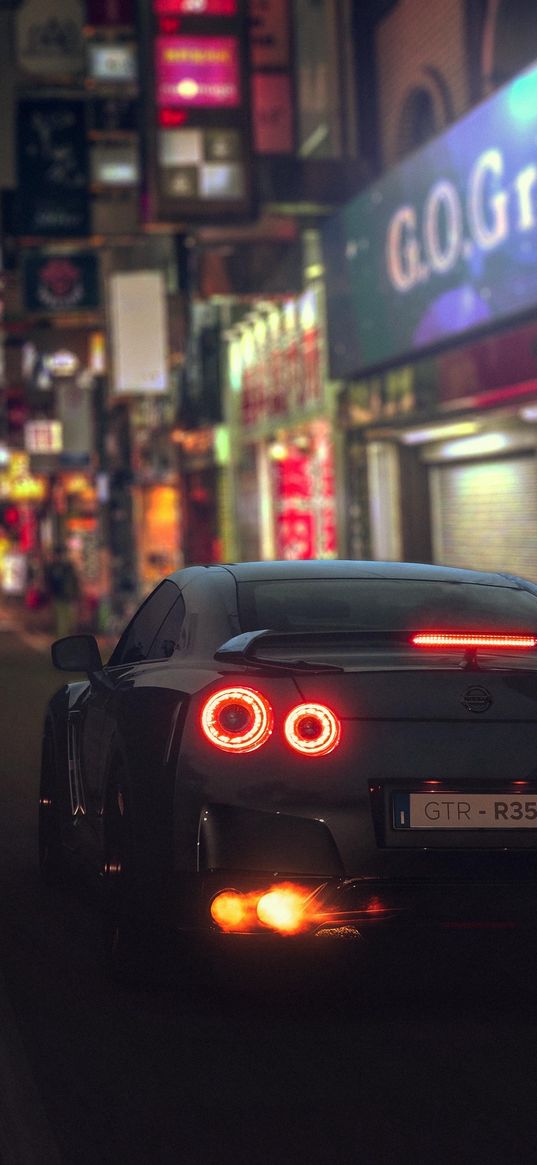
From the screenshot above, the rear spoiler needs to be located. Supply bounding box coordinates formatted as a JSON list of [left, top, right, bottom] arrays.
[[214, 628, 405, 664], [214, 628, 537, 670]]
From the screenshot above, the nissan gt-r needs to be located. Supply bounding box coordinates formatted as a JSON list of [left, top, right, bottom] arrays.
[[38, 559, 537, 983]]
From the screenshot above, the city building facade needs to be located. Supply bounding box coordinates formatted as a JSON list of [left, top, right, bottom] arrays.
[[329, 0, 537, 583], [2, 0, 537, 619]]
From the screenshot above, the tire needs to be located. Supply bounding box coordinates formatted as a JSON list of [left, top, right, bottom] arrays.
[[38, 725, 65, 886]]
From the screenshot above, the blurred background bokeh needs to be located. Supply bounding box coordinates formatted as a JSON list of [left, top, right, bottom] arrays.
[[1, 0, 537, 637]]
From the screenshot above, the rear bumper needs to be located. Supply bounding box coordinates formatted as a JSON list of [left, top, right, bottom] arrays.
[[189, 871, 537, 940], [329, 877, 537, 932]]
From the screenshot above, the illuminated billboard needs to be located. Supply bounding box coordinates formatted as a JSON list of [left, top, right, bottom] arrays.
[[90, 143, 140, 186], [147, 0, 252, 220], [23, 252, 100, 312], [153, 0, 237, 13], [158, 126, 243, 200], [109, 271, 169, 394], [24, 420, 63, 454], [322, 61, 537, 377], [155, 35, 240, 107], [88, 43, 137, 82]]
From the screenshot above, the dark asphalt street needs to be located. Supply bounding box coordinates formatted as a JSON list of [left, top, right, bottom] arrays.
[[1, 627, 537, 1164]]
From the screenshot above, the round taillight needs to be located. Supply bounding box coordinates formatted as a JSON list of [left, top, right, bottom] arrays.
[[200, 687, 273, 753], [284, 702, 341, 756]]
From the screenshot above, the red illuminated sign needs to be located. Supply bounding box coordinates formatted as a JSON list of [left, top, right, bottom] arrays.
[[155, 35, 240, 107], [153, 0, 237, 13], [276, 509, 315, 561], [158, 108, 189, 126], [270, 421, 337, 561]]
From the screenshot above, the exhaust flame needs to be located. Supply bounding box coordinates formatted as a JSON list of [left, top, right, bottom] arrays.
[[256, 885, 312, 934], [210, 890, 257, 932], [210, 884, 392, 935]]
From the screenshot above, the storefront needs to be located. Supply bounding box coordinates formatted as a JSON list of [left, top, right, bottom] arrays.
[[130, 412, 182, 588], [132, 482, 181, 587], [59, 471, 100, 625], [0, 450, 48, 596], [323, 59, 537, 581], [167, 428, 221, 573], [23, 357, 103, 615], [227, 286, 338, 561], [268, 419, 337, 560], [337, 315, 537, 579], [429, 451, 537, 577]]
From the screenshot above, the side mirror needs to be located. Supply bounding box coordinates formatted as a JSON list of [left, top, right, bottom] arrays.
[[51, 634, 103, 674]]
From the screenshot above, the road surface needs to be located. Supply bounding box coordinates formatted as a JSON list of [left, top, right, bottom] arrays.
[[0, 626, 537, 1164]]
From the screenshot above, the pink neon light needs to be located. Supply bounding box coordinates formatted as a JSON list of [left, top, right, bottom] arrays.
[[412, 632, 537, 649]]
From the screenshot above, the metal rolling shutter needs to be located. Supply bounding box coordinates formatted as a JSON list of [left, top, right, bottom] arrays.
[[430, 454, 537, 582]]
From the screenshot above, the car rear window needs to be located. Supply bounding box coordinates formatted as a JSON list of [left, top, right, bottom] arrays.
[[237, 578, 537, 634]]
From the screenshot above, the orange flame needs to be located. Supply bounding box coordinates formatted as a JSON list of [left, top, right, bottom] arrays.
[[210, 890, 258, 932], [210, 883, 392, 936], [256, 885, 313, 934]]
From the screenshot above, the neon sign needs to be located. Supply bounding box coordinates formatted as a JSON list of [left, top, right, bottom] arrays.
[[386, 150, 537, 293], [155, 35, 240, 107], [151, 1, 251, 219], [322, 60, 537, 376], [153, 0, 237, 13]]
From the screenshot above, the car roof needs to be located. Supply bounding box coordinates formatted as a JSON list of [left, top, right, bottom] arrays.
[[167, 560, 524, 589], [160, 561, 533, 660]]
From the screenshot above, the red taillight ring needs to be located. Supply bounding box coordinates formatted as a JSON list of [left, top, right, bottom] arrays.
[[200, 687, 273, 753], [284, 703, 341, 756]]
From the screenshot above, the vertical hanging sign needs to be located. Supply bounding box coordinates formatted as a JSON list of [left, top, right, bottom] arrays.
[[109, 271, 169, 394], [16, 99, 89, 237], [147, 0, 253, 221]]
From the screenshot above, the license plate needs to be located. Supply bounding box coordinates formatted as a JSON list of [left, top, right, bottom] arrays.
[[393, 792, 537, 829]]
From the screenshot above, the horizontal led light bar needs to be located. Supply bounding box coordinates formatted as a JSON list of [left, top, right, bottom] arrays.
[[412, 633, 537, 649]]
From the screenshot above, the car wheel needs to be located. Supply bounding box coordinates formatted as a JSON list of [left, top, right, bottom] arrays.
[[38, 725, 65, 886]]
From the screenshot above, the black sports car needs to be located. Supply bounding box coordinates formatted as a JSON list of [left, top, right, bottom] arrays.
[[39, 559, 537, 981]]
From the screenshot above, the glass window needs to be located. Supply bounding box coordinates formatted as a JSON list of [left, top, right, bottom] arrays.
[[147, 594, 186, 660], [237, 578, 537, 634], [108, 580, 182, 666]]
